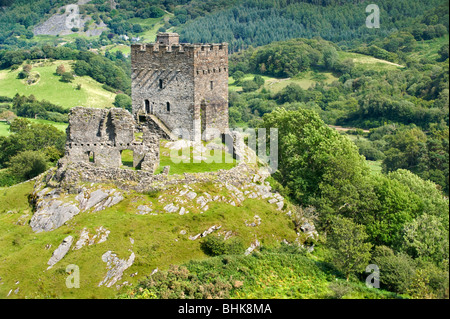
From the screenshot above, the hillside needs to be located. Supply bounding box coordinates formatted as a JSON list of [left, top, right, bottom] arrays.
[[0, 156, 303, 298], [0, 60, 116, 109]]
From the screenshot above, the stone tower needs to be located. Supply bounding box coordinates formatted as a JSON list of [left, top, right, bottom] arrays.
[[131, 33, 229, 142]]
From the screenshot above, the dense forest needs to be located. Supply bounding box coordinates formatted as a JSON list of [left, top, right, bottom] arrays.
[[178, 0, 449, 52]]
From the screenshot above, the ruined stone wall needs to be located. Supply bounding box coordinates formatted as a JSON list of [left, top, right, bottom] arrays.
[[131, 43, 196, 139], [53, 159, 257, 194], [65, 107, 159, 172]]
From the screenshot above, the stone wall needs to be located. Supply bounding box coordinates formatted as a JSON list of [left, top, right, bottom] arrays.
[[131, 42, 196, 139], [131, 33, 229, 142], [51, 159, 257, 195], [65, 107, 159, 172], [194, 43, 229, 140]]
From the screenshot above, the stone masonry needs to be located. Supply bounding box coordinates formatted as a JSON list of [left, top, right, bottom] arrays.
[[131, 33, 229, 142], [65, 107, 159, 172]]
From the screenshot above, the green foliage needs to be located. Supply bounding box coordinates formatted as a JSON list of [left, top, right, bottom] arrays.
[[402, 214, 449, 265], [327, 217, 372, 281], [0, 117, 65, 169], [7, 150, 47, 180], [353, 138, 386, 161], [371, 246, 416, 294], [261, 107, 368, 214], [11, 94, 69, 123], [60, 72, 74, 83], [381, 126, 449, 194], [200, 235, 245, 257], [180, 0, 448, 53], [113, 93, 132, 112], [134, 264, 233, 299]]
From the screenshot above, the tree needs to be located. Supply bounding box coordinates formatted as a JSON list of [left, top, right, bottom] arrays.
[[261, 108, 368, 223], [7, 150, 48, 181], [253, 75, 265, 87], [327, 216, 372, 281], [371, 246, 416, 294], [113, 94, 132, 112], [73, 60, 92, 77], [437, 44, 449, 61], [60, 72, 75, 83], [323, 47, 339, 70], [241, 80, 259, 92], [232, 70, 245, 84], [56, 64, 66, 76], [402, 214, 449, 265]]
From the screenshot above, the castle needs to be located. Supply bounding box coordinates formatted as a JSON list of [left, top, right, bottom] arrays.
[[131, 32, 229, 142], [64, 33, 232, 173]]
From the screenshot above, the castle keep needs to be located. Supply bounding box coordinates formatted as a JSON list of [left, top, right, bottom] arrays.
[[63, 33, 231, 173], [131, 33, 229, 141]]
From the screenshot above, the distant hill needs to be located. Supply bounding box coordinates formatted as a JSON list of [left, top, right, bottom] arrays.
[[0, 60, 116, 109]]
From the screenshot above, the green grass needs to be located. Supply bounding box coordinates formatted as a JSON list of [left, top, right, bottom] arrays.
[[407, 35, 449, 61], [155, 140, 237, 175], [0, 60, 116, 109], [367, 160, 383, 175], [123, 247, 403, 299], [337, 51, 405, 70], [0, 121, 10, 136], [129, 14, 173, 42], [0, 175, 297, 298], [229, 71, 339, 93]]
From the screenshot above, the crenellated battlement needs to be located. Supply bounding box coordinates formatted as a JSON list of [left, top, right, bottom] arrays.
[[131, 42, 228, 56]]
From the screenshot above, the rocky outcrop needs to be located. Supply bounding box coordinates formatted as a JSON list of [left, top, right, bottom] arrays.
[[73, 226, 110, 250], [98, 251, 135, 288], [76, 187, 124, 212], [30, 198, 80, 233], [30, 177, 124, 233], [47, 236, 74, 270], [33, 1, 107, 37]]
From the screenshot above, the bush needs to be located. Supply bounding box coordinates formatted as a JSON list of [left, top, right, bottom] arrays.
[[60, 72, 74, 83], [371, 246, 416, 294], [113, 94, 132, 112], [7, 150, 48, 181], [0, 169, 20, 187], [200, 236, 245, 256]]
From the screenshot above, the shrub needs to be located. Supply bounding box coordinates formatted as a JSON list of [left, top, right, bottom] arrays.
[[7, 150, 48, 181], [371, 246, 416, 294], [60, 72, 74, 83], [200, 236, 245, 256]]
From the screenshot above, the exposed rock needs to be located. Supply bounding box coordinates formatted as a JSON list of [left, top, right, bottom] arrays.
[[73, 226, 110, 250], [245, 215, 262, 227], [163, 203, 179, 213], [47, 236, 74, 269], [98, 251, 135, 288], [189, 225, 221, 240], [244, 239, 260, 256], [162, 166, 170, 175], [76, 188, 124, 212], [300, 221, 319, 241], [137, 205, 152, 215], [30, 200, 80, 233], [185, 191, 197, 200]]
